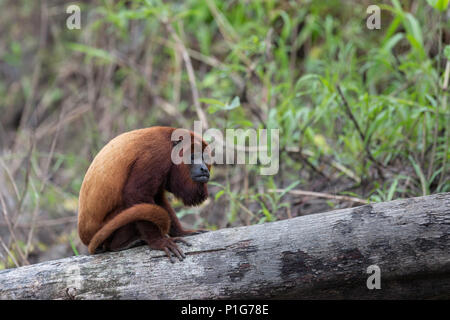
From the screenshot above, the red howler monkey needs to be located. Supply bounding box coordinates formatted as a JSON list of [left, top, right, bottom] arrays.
[[77, 126, 211, 262]]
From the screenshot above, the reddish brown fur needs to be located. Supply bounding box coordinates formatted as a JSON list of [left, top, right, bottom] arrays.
[[78, 126, 210, 255]]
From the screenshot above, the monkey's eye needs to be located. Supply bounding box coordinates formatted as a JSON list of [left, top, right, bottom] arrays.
[[203, 152, 212, 165], [190, 153, 204, 163]]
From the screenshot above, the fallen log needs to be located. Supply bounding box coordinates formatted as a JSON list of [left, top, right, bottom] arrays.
[[0, 193, 449, 299]]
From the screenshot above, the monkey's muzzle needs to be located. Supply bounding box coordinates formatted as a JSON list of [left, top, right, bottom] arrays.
[[191, 161, 210, 183], [192, 173, 209, 183]]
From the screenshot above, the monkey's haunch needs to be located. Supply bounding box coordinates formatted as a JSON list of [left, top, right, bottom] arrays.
[[88, 204, 170, 254]]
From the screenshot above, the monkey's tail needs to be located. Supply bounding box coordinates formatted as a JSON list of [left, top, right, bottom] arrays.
[[88, 203, 170, 254]]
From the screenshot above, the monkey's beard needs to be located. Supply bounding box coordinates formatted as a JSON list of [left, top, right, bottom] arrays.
[[166, 167, 209, 206], [170, 182, 208, 206], [182, 183, 208, 206]]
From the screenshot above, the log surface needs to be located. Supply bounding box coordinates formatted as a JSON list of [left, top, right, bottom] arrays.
[[0, 193, 449, 299]]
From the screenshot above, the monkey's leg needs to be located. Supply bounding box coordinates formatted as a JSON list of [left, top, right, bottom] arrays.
[[103, 223, 144, 251], [136, 221, 190, 263], [160, 194, 209, 237]]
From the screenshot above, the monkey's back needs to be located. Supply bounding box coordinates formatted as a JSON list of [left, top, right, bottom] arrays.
[[77, 127, 173, 245]]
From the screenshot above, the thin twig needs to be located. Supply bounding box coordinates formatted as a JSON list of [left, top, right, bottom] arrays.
[[24, 104, 66, 257], [0, 189, 28, 264], [164, 21, 209, 129], [286, 147, 361, 184], [0, 236, 19, 268], [0, 157, 20, 201], [336, 85, 385, 179], [336, 86, 365, 141], [111, 50, 186, 122], [269, 188, 368, 205], [238, 202, 255, 219], [427, 85, 442, 180], [13, 0, 48, 151], [204, 0, 253, 68], [0, 216, 77, 229], [443, 61, 450, 90], [427, 11, 445, 182], [36, 103, 90, 140], [437, 60, 449, 187], [11, 138, 34, 228], [295, 150, 330, 181]]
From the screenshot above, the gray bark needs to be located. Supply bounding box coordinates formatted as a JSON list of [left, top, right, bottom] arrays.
[[0, 193, 449, 299]]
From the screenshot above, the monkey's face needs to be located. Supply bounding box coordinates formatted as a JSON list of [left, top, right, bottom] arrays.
[[190, 152, 210, 183], [168, 148, 210, 206], [168, 130, 211, 205]]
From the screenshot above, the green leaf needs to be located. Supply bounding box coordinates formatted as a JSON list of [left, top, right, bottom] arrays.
[[444, 45, 450, 60], [277, 180, 301, 199], [408, 156, 429, 196], [426, 0, 449, 11], [208, 181, 225, 188], [69, 237, 79, 256], [204, 96, 240, 113], [224, 96, 241, 110], [405, 13, 424, 56], [260, 204, 273, 222], [215, 190, 225, 201], [67, 43, 116, 63], [207, 105, 221, 114], [387, 179, 399, 201], [232, 119, 255, 128], [199, 98, 225, 106]]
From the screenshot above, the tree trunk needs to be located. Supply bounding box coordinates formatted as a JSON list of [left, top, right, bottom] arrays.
[[0, 193, 449, 299]]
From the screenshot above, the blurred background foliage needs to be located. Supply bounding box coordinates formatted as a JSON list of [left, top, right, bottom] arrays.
[[0, 0, 448, 269]]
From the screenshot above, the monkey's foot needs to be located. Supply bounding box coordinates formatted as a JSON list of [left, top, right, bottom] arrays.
[[147, 236, 191, 263]]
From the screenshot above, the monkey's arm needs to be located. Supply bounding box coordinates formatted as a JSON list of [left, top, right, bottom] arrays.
[[160, 192, 208, 237]]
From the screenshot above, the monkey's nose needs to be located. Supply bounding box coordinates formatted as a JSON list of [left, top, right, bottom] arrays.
[[200, 166, 209, 174]]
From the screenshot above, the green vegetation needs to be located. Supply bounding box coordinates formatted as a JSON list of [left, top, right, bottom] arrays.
[[0, 0, 448, 268]]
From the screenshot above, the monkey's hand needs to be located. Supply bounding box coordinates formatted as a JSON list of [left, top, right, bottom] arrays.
[[146, 234, 192, 263]]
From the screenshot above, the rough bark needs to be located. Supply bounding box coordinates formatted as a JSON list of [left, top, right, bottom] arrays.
[[0, 193, 449, 300]]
